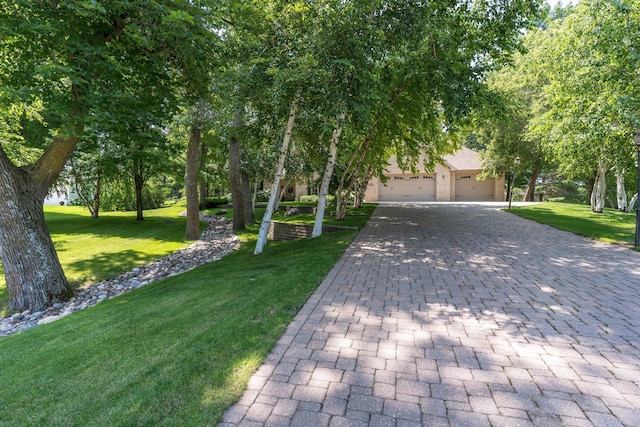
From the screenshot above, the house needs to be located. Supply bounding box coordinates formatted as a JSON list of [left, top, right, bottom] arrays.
[[44, 185, 79, 206], [364, 147, 505, 202]]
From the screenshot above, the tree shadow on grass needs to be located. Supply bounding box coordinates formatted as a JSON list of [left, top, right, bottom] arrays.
[[65, 249, 164, 287], [44, 210, 188, 243]]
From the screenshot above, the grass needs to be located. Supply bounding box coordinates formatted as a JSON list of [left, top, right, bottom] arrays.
[[215, 203, 377, 229], [0, 205, 373, 426], [508, 201, 637, 246], [0, 205, 197, 317]]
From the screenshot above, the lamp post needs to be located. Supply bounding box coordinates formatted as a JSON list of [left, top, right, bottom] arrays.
[[508, 156, 520, 209], [634, 132, 640, 247]]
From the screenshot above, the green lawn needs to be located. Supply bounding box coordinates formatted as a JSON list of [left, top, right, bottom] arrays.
[[251, 202, 376, 229], [0, 205, 372, 426], [508, 202, 637, 246], [0, 205, 197, 317]]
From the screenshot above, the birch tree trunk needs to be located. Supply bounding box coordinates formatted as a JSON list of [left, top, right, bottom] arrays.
[[274, 184, 286, 213], [312, 113, 344, 237], [185, 120, 202, 240], [627, 193, 638, 213], [354, 166, 373, 208], [254, 98, 299, 255], [615, 167, 627, 211], [590, 161, 607, 213]]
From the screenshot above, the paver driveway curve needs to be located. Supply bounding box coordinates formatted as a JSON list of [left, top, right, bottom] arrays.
[[220, 203, 640, 426]]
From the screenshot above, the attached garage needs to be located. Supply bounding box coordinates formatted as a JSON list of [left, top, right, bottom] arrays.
[[364, 147, 505, 203], [378, 174, 436, 202], [454, 172, 495, 201]]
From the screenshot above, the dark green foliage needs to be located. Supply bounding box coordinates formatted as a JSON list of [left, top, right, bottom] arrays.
[[204, 196, 230, 208], [100, 179, 170, 212]]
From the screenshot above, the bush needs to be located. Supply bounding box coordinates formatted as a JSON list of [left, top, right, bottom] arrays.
[[299, 195, 317, 203], [254, 189, 270, 202], [205, 196, 230, 208], [537, 180, 589, 205], [299, 195, 335, 203]]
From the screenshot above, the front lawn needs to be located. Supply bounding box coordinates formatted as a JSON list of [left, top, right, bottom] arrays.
[[0, 206, 196, 317], [0, 206, 372, 426], [508, 202, 637, 246]]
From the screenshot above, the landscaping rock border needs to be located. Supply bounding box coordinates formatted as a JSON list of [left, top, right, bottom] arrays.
[[0, 213, 239, 338]]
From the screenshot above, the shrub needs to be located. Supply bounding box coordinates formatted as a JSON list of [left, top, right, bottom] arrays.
[[254, 189, 270, 202], [299, 195, 335, 203], [537, 180, 589, 205], [205, 196, 230, 208]]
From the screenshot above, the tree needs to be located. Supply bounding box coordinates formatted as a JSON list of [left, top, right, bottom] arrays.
[[172, 5, 221, 240], [469, 20, 557, 203], [228, 107, 246, 231], [528, 0, 640, 212], [0, 1, 217, 311], [185, 109, 203, 240], [255, 98, 300, 254], [67, 135, 110, 218], [331, 0, 543, 219]]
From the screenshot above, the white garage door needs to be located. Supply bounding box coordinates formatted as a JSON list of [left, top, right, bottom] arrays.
[[455, 173, 494, 201], [378, 175, 436, 201]]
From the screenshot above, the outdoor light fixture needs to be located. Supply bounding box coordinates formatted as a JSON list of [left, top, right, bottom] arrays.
[[634, 132, 640, 247], [508, 156, 520, 209]]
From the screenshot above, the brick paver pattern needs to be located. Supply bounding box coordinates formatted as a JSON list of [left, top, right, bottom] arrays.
[[220, 203, 640, 426]]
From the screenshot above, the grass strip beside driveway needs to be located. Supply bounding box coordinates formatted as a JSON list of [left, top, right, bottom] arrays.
[[0, 210, 369, 426], [508, 201, 637, 247]]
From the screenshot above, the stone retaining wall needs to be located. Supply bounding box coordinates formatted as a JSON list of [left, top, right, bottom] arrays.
[[267, 221, 357, 241]]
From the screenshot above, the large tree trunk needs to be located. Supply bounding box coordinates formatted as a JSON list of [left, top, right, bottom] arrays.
[[185, 121, 202, 240], [615, 167, 627, 211], [229, 107, 245, 231], [0, 134, 78, 311], [312, 113, 344, 238], [255, 98, 299, 255], [590, 161, 607, 213]]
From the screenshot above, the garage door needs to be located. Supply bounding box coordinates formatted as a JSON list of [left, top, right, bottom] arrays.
[[455, 173, 494, 201], [378, 175, 436, 201]]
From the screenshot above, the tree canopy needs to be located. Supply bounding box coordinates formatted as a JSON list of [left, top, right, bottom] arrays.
[[0, 0, 543, 309], [468, 0, 640, 211]]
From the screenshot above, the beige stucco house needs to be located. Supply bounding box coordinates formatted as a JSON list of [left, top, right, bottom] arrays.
[[364, 147, 505, 202]]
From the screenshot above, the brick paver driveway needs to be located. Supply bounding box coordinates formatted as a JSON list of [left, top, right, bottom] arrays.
[[221, 203, 640, 426]]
